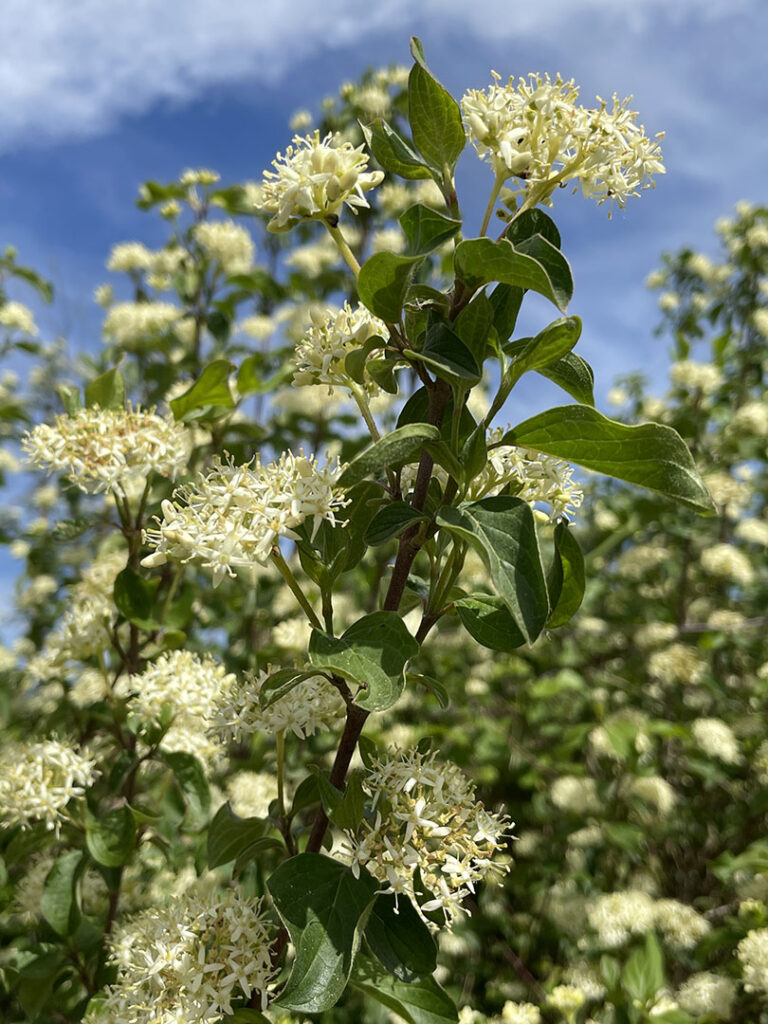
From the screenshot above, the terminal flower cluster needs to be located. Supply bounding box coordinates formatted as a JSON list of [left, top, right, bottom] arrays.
[[192, 219, 255, 275], [103, 300, 181, 348], [461, 72, 664, 210], [294, 301, 389, 393], [347, 748, 510, 927], [256, 130, 384, 231], [0, 737, 97, 833], [22, 404, 191, 497], [214, 667, 345, 741], [85, 889, 276, 1023], [143, 450, 348, 585]]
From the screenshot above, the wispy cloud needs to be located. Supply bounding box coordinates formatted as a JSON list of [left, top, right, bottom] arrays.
[[0, 0, 756, 151]]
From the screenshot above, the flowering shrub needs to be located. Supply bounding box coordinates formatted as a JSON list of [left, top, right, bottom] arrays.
[[7, 35, 763, 1024]]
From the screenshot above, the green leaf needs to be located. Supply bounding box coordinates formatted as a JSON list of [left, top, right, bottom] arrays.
[[502, 406, 714, 513], [423, 438, 464, 483], [164, 751, 210, 824], [460, 424, 488, 482], [222, 1010, 271, 1024], [454, 237, 572, 312], [437, 497, 549, 644], [57, 384, 82, 415], [455, 594, 526, 652], [365, 893, 437, 981], [308, 611, 419, 712], [622, 932, 665, 1003], [537, 351, 595, 406], [40, 850, 83, 936], [408, 38, 465, 174], [547, 522, 585, 629], [86, 806, 136, 867], [489, 283, 523, 342], [339, 424, 441, 487], [515, 233, 574, 308], [362, 119, 434, 180], [85, 367, 125, 411], [258, 667, 323, 708], [406, 323, 481, 386], [491, 316, 582, 421], [453, 294, 494, 366], [15, 952, 67, 1018], [399, 204, 461, 257], [237, 354, 291, 396], [505, 208, 561, 249], [358, 251, 421, 323], [206, 802, 280, 869], [330, 771, 367, 832], [113, 568, 157, 628], [351, 957, 457, 1023], [345, 335, 387, 385], [170, 359, 234, 419], [268, 853, 380, 1013], [365, 502, 428, 546]]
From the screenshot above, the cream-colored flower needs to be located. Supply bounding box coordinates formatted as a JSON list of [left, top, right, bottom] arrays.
[[103, 301, 180, 348], [0, 738, 97, 833], [461, 72, 664, 210], [677, 971, 736, 1020], [294, 301, 389, 393], [193, 219, 254, 274], [257, 130, 383, 231]]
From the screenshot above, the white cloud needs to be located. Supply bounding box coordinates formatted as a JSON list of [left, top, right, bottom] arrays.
[[0, 0, 755, 151]]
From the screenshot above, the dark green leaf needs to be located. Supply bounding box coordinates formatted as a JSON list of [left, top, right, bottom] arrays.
[[365, 502, 428, 546], [170, 359, 234, 419], [113, 568, 157, 628], [358, 251, 421, 322], [16, 952, 67, 1018], [537, 351, 595, 406], [547, 522, 585, 629], [41, 850, 82, 936], [308, 611, 419, 712], [331, 772, 367, 832], [408, 39, 465, 173], [339, 424, 440, 487], [399, 205, 461, 257], [258, 667, 323, 708], [164, 751, 210, 824], [460, 424, 488, 482], [351, 956, 457, 1023], [505, 208, 561, 249], [454, 237, 571, 312], [223, 1010, 271, 1024], [362, 119, 434, 180], [365, 893, 437, 980], [455, 594, 526, 652], [237, 354, 292, 396], [86, 806, 136, 867], [207, 802, 280, 869], [407, 323, 480, 386], [515, 233, 574, 309], [268, 853, 380, 1013], [453, 294, 494, 365], [345, 335, 387, 385], [85, 368, 125, 411], [424, 438, 464, 482], [437, 497, 549, 643], [489, 283, 523, 342], [502, 406, 714, 513]]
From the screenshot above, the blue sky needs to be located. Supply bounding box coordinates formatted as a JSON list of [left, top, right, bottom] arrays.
[[1, 0, 766, 616]]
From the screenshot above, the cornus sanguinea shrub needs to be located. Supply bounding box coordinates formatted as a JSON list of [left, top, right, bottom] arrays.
[[3, 35, 764, 1024]]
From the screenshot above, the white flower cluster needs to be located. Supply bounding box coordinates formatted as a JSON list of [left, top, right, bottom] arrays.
[[700, 543, 754, 586], [103, 301, 180, 348], [550, 775, 600, 814], [738, 927, 768, 994], [86, 889, 276, 1023], [215, 667, 345, 741], [731, 400, 768, 436], [143, 450, 348, 586], [616, 542, 668, 580], [629, 775, 677, 816], [193, 219, 254, 275], [377, 178, 445, 217], [107, 242, 154, 273], [116, 650, 235, 764], [294, 301, 389, 393], [753, 308, 768, 339], [256, 130, 384, 231], [0, 299, 38, 335], [0, 738, 97, 832], [691, 717, 742, 765], [23, 404, 191, 497], [347, 748, 510, 927], [546, 986, 585, 1016], [587, 890, 710, 949], [461, 72, 664, 209], [469, 431, 584, 520], [225, 770, 278, 818], [648, 643, 706, 687], [498, 1002, 541, 1024], [669, 360, 722, 394], [676, 971, 736, 1020]]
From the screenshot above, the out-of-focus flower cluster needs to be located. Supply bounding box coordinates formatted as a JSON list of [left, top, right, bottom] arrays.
[[22, 405, 191, 497], [347, 748, 510, 927], [143, 450, 348, 586]]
